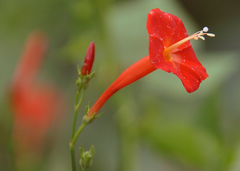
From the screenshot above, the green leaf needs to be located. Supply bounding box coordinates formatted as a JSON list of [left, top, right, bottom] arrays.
[[140, 120, 222, 169]]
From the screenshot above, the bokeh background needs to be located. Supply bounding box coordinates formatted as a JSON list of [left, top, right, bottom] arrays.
[[1, 0, 240, 170]]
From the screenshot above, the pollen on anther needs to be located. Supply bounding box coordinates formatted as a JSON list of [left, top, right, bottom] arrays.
[[198, 36, 205, 40], [207, 33, 215, 37]]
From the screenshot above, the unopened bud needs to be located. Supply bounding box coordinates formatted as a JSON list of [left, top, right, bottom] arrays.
[[79, 145, 95, 170], [81, 41, 95, 76]]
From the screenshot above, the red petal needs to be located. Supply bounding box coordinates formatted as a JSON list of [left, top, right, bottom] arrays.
[[147, 8, 190, 49], [148, 36, 166, 68], [171, 47, 208, 93], [147, 8, 194, 72]]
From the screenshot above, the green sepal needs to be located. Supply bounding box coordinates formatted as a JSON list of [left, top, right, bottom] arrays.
[[82, 102, 103, 124], [78, 71, 95, 90], [79, 145, 95, 170]]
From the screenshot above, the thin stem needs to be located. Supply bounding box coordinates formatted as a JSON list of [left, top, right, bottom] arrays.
[[71, 84, 85, 138], [70, 122, 89, 171], [70, 122, 87, 171], [71, 85, 81, 138], [70, 83, 86, 171], [72, 122, 87, 147], [70, 142, 76, 171]]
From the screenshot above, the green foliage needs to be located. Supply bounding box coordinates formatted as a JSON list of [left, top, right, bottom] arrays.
[[0, 0, 240, 171]]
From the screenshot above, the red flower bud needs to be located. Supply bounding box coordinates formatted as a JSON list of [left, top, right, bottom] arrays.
[[81, 42, 95, 76]]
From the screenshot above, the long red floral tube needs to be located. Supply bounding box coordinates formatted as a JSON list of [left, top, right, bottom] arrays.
[[87, 8, 215, 117], [88, 55, 156, 117]]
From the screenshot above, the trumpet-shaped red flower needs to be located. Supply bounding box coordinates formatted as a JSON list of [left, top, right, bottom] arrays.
[[87, 8, 214, 118], [10, 32, 63, 158], [81, 41, 95, 76], [147, 8, 214, 93]]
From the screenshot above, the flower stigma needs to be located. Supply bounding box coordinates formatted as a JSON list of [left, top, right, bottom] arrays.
[[163, 27, 215, 61]]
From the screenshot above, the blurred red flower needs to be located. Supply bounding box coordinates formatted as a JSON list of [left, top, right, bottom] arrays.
[[87, 8, 213, 117], [10, 32, 63, 159]]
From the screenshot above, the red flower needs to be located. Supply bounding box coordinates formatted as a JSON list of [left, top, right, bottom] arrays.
[[10, 32, 63, 158], [147, 8, 213, 93], [81, 41, 95, 76], [87, 8, 214, 117]]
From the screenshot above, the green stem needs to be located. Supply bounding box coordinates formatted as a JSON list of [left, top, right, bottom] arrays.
[[70, 122, 87, 171], [71, 84, 82, 138], [72, 122, 87, 147], [70, 84, 86, 171], [70, 142, 76, 171]]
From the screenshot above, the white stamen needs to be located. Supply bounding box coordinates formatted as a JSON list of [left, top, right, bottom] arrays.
[[193, 26, 215, 41], [163, 26, 215, 56], [198, 36, 205, 40], [206, 33, 215, 37]]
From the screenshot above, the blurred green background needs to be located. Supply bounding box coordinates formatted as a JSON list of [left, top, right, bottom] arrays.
[[1, 0, 240, 170]]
